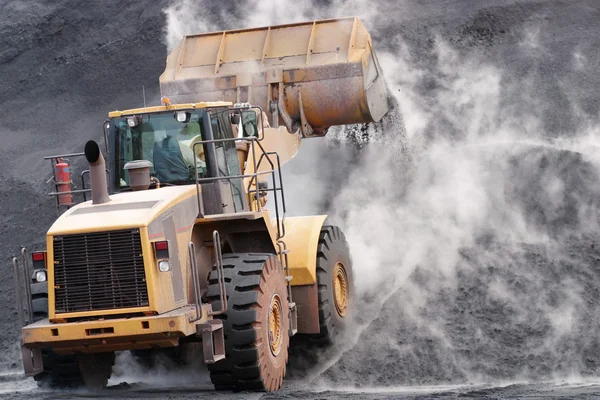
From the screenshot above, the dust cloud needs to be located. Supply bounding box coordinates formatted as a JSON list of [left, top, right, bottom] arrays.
[[108, 350, 212, 389], [161, 0, 600, 388]]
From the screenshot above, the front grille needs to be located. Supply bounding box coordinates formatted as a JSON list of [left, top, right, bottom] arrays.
[[53, 229, 149, 314]]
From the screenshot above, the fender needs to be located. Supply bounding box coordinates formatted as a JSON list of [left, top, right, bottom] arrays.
[[284, 215, 328, 334], [284, 215, 328, 286]]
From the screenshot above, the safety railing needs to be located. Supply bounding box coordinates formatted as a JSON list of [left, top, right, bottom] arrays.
[[188, 241, 203, 323], [209, 230, 227, 316], [12, 248, 34, 327], [45, 153, 88, 203], [276, 240, 297, 335], [192, 109, 287, 240], [188, 230, 227, 323], [44, 152, 110, 214]]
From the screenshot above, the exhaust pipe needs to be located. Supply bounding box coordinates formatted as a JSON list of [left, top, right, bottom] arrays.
[[84, 140, 110, 205]]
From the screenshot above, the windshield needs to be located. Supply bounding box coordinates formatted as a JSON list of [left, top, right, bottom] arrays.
[[113, 111, 207, 188]]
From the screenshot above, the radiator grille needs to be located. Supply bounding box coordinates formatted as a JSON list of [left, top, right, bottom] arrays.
[[53, 229, 149, 314]]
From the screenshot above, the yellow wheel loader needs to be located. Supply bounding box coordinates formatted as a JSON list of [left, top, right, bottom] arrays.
[[12, 17, 391, 392]]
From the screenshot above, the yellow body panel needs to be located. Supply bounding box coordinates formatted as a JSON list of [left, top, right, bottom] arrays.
[[196, 210, 278, 242], [23, 305, 209, 354], [47, 185, 199, 320], [283, 215, 327, 285], [107, 101, 232, 118], [47, 185, 197, 235]]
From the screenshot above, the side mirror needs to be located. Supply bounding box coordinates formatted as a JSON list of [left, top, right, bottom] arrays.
[[241, 110, 258, 137], [230, 113, 241, 125], [103, 120, 110, 154]]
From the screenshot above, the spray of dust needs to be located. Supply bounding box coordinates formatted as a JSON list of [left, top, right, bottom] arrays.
[[162, 0, 600, 389], [108, 350, 212, 389]]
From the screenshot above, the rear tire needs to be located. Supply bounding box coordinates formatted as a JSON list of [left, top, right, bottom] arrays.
[[30, 283, 84, 388], [314, 226, 353, 343], [34, 352, 83, 388], [206, 254, 289, 392], [78, 352, 114, 390]]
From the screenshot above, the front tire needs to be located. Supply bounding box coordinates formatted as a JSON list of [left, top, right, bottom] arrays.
[[206, 254, 289, 392], [78, 352, 114, 390]]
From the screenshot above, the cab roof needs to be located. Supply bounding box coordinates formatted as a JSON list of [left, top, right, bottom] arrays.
[[108, 101, 232, 118]]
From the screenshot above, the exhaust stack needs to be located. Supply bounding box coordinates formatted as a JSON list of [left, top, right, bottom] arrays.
[[84, 140, 110, 205]]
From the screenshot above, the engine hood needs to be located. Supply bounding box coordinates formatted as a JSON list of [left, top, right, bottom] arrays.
[[48, 185, 198, 236]]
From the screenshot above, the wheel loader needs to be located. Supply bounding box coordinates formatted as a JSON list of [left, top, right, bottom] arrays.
[[12, 17, 391, 391]]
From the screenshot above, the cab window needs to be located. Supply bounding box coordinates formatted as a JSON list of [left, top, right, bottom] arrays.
[[112, 111, 207, 188]]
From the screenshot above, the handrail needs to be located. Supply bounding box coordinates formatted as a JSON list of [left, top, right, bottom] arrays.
[[209, 230, 227, 316], [44, 152, 104, 213], [250, 149, 287, 239], [192, 134, 287, 240], [21, 248, 34, 326], [276, 240, 296, 336], [12, 248, 34, 327], [12, 257, 25, 327], [80, 169, 110, 202], [188, 241, 203, 322], [43, 152, 85, 160]]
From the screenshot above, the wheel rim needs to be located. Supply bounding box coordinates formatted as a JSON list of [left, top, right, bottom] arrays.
[[333, 262, 349, 317], [268, 294, 283, 356]]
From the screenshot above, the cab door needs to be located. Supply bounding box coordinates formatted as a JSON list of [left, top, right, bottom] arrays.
[[199, 108, 246, 214]]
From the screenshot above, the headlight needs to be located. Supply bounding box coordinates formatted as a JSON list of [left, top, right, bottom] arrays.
[[127, 116, 139, 127], [34, 270, 47, 282], [175, 111, 190, 123], [158, 260, 171, 272]]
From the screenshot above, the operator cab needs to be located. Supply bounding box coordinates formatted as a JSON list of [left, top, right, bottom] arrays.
[[107, 104, 260, 214]]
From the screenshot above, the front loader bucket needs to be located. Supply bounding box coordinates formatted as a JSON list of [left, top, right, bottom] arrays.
[[160, 17, 390, 137]]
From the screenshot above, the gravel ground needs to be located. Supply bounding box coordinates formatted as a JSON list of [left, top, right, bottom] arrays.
[[2, 0, 600, 398]]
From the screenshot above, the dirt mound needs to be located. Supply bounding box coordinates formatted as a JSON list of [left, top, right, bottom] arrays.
[[322, 147, 600, 385], [323, 237, 600, 385]]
